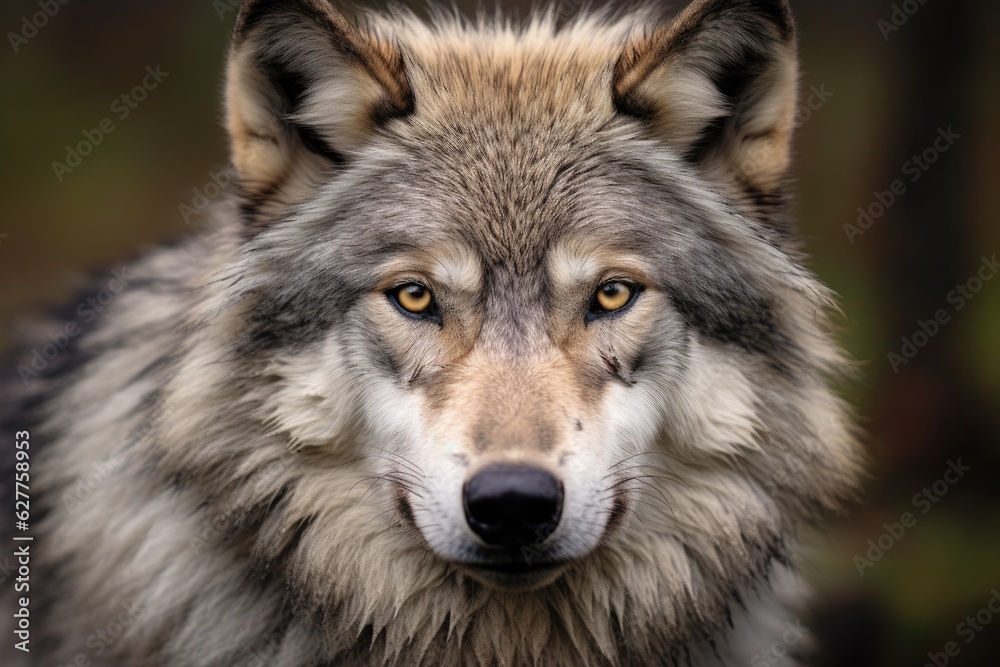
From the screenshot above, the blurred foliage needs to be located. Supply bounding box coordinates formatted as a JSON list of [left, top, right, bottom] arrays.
[[1, 0, 997, 664]]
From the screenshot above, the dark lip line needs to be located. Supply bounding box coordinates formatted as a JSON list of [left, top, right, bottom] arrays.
[[458, 560, 567, 574]]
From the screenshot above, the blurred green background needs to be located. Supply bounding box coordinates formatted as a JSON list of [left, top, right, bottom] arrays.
[[1, 1, 997, 664]]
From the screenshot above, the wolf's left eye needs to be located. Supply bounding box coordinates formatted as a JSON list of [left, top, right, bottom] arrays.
[[587, 281, 639, 320], [388, 283, 439, 320]]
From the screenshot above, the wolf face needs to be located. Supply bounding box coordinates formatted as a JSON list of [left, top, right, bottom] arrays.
[[216, 0, 854, 566], [14, 1, 863, 665], [199, 0, 860, 640]]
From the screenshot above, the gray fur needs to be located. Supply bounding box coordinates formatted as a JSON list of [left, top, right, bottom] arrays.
[[1, 1, 862, 665]]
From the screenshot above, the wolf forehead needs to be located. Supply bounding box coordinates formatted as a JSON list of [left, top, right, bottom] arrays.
[[229, 2, 795, 358], [295, 30, 674, 265], [327, 142, 684, 275]]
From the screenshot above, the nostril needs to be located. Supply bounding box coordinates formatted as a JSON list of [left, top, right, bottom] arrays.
[[466, 496, 504, 527], [463, 464, 563, 549]]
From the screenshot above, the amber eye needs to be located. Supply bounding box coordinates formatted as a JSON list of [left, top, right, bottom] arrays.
[[596, 282, 633, 311], [395, 284, 432, 313], [389, 282, 438, 320], [588, 281, 639, 320]]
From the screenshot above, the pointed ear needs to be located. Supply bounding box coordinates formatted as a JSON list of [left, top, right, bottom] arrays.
[[226, 0, 413, 227], [613, 0, 798, 212]]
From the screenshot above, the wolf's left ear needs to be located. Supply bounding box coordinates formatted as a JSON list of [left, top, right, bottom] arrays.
[[226, 0, 413, 226], [614, 0, 797, 208]]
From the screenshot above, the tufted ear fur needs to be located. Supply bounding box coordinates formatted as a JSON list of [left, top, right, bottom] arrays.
[[613, 0, 798, 217], [226, 0, 413, 228]]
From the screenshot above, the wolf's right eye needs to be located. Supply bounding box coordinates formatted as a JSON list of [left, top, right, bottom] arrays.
[[388, 283, 439, 320], [587, 280, 640, 321]]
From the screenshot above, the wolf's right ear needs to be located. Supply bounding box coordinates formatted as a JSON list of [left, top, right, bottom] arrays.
[[226, 0, 413, 227]]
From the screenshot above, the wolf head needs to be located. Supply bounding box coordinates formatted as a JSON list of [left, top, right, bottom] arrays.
[[156, 0, 861, 660]]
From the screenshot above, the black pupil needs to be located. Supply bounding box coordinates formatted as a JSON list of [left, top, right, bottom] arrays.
[[401, 285, 428, 310], [602, 284, 627, 305]]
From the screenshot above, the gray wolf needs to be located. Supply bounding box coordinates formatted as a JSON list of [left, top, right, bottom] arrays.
[[1, 0, 863, 664]]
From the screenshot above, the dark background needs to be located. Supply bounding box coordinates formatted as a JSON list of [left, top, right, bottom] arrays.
[[1, 1, 997, 665]]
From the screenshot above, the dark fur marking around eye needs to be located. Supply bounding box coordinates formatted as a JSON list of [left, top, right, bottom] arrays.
[[667, 287, 778, 354], [236, 282, 349, 356]]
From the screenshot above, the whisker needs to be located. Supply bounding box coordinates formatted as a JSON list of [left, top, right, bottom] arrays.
[[602, 464, 686, 486], [348, 454, 425, 481], [608, 450, 683, 470], [356, 477, 387, 508], [365, 445, 426, 475], [342, 474, 382, 507], [632, 485, 677, 522]]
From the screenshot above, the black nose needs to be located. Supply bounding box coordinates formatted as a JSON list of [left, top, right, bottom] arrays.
[[463, 464, 563, 549]]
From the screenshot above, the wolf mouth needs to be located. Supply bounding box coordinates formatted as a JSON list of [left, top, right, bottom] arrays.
[[462, 559, 566, 575], [458, 559, 569, 590]]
